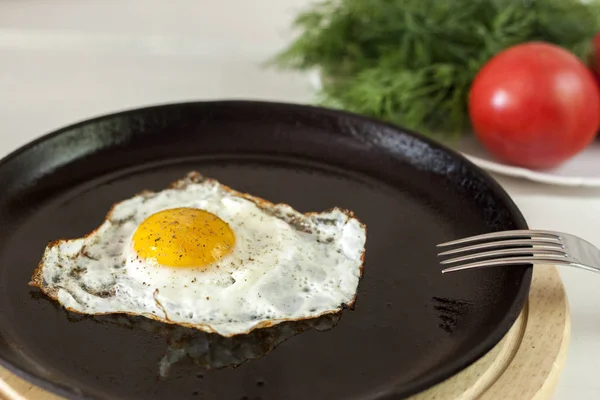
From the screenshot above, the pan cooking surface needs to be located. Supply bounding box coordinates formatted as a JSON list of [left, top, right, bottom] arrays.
[[0, 101, 530, 399]]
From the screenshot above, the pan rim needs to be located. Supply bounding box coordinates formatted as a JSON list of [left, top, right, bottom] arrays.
[[0, 100, 532, 400]]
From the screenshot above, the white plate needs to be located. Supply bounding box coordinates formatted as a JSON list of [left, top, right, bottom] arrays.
[[454, 135, 600, 187]]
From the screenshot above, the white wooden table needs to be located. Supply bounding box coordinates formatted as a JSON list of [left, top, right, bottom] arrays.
[[0, 1, 598, 398]]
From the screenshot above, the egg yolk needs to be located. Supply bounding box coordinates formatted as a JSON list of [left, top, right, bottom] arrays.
[[132, 208, 235, 268]]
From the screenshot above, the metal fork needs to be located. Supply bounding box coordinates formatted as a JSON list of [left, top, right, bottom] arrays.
[[437, 230, 600, 274]]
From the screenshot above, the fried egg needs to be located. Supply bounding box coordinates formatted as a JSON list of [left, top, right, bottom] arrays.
[[30, 172, 367, 337]]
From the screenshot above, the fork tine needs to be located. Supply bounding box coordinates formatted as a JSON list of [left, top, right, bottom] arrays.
[[437, 239, 564, 256], [440, 248, 568, 265], [437, 230, 561, 247], [441, 255, 570, 273]]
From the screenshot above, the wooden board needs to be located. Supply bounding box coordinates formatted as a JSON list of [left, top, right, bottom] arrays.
[[0, 266, 569, 400]]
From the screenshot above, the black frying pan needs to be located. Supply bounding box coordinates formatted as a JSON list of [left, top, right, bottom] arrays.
[[0, 101, 530, 400]]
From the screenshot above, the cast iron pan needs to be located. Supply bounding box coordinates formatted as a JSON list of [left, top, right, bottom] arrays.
[[0, 101, 531, 400]]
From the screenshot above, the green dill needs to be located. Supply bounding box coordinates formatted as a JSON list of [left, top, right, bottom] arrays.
[[272, 0, 600, 140]]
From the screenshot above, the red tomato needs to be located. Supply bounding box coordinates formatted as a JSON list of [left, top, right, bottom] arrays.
[[469, 42, 600, 169]]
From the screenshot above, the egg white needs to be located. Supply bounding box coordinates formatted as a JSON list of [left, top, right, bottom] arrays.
[[31, 172, 366, 337]]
